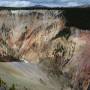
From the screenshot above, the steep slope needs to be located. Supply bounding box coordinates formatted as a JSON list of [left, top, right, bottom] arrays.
[[0, 10, 90, 90], [0, 10, 65, 62]]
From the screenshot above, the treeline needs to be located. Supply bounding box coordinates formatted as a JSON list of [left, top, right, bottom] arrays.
[[0, 7, 90, 10]]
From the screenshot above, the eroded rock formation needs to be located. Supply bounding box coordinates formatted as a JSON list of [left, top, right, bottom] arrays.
[[0, 10, 89, 90]]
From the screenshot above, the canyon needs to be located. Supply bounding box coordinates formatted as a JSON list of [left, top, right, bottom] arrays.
[[0, 9, 90, 90]]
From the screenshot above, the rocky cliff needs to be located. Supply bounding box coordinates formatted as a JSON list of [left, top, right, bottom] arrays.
[[0, 10, 65, 61], [0, 10, 90, 90]]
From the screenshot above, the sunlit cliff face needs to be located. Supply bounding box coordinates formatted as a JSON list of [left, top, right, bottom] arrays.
[[0, 10, 65, 62], [0, 9, 90, 90]]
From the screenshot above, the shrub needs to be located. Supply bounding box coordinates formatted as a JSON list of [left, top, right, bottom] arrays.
[[9, 84, 16, 90]]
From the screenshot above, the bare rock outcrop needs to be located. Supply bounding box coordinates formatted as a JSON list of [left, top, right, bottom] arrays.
[[0, 10, 90, 90]]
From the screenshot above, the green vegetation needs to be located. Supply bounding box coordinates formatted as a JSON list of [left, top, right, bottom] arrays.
[[0, 78, 16, 90], [9, 84, 16, 90], [0, 77, 6, 86], [0, 77, 30, 90]]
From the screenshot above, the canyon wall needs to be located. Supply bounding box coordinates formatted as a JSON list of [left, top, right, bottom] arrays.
[[0, 10, 90, 90], [0, 10, 65, 62]]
